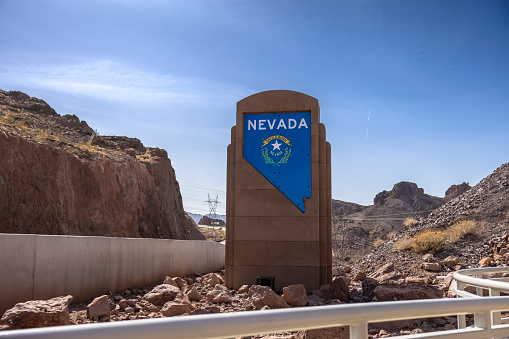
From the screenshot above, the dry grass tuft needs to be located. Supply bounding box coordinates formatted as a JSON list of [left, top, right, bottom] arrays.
[[447, 219, 477, 242], [373, 238, 384, 247], [394, 219, 477, 253], [404, 218, 416, 226]]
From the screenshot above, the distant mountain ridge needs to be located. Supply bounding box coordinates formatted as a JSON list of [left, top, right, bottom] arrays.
[[186, 212, 226, 225], [332, 181, 471, 258]]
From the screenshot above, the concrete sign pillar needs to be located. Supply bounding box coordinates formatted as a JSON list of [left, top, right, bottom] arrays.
[[226, 90, 331, 291]]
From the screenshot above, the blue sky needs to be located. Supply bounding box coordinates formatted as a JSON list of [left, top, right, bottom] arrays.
[[1, 0, 508, 215]]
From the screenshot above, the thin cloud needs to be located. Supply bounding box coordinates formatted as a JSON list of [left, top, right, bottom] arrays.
[[0, 60, 248, 105]]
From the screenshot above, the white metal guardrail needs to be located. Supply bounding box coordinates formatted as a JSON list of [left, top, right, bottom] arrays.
[[2, 267, 509, 339], [2, 296, 509, 339], [454, 266, 509, 330]]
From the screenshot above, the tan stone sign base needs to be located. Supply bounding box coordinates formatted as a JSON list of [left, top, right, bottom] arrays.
[[226, 90, 331, 291]]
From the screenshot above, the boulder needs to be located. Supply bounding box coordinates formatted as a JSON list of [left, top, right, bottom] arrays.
[[248, 285, 289, 309], [319, 277, 349, 302], [238, 285, 250, 294], [443, 256, 460, 268], [371, 262, 402, 283], [184, 286, 203, 301], [332, 267, 344, 276], [87, 295, 110, 319], [441, 272, 455, 292], [361, 277, 379, 299], [480, 256, 493, 267], [405, 276, 431, 284], [142, 284, 180, 306], [172, 277, 188, 290], [163, 276, 180, 289], [374, 284, 442, 301], [201, 273, 224, 287], [353, 272, 366, 281], [282, 284, 308, 307], [422, 262, 442, 272], [160, 302, 191, 317], [447, 280, 457, 298], [173, 292, 196, 311], [206, 285, 233, 304], [0, 295, 73, 330], [422, 253, 434, 262]]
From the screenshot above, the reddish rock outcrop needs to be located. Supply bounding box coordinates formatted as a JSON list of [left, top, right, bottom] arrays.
[[0, 90, 204, 240]]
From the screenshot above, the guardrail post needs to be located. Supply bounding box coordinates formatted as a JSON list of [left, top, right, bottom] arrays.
[[474, 309, 492, 338], [490, 288, 502, 326], [350, 320, 368, 339], [456, 281, 467, 329]]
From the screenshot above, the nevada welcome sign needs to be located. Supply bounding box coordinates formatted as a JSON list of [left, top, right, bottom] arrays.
[[243, 112, 311, 212]]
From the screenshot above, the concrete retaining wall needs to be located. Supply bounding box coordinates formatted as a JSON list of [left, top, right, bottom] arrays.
[[0, 233, 225, 315]]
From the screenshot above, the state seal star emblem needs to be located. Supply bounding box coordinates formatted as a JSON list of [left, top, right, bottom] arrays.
[[261, 135, 292, 167]]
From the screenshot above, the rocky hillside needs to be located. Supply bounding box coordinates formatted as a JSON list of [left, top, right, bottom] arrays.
[[352, 161, 509, 278], [0, 90, 204, 240]]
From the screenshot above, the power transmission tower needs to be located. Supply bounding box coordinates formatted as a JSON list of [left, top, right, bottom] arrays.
[[205, 194, 220, 241]]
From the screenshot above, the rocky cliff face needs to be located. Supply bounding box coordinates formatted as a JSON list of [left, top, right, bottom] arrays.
[[444, 182, 471, 201], [0, 90, 204, 240]]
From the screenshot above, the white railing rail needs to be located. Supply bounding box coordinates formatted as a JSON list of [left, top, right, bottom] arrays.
[[454, 266, 509, 329], [2, 296, 509, 339]]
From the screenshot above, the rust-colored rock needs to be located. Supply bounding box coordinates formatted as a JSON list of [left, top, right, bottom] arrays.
[[163, 276, 180, 289], [405, 276, 431, 284], [282, 284, 308, 307], [374, 284, 442, 301], [160, 302, 191, 317], [422, 262, 442, 272], [184, 286, 203, 301], [371, 262, 402, 283], [319, 276, 349, 302], [206, 285, 233, 304], [0, 89, 204, 240], [248, 285, 289, 309], [479, 257, 493, 267], [0, 295, 73, 330], [87, 295, 110, 319], [142, 284, 180, 306], [201, 273, 224, 287], [443, 256, 460, 268]]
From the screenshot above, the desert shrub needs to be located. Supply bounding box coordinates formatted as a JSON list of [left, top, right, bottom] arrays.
[[411, 229, 447, 253], [373, 238, 384, 247], [404, 218, 416, 226], [393, 235, 413, 251]]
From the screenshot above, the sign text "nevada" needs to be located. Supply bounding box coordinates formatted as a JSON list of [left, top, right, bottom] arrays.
[[246, 118, 309, 131]]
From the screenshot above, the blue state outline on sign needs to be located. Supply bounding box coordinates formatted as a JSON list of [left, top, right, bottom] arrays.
[[243, 112, 311, 213]]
